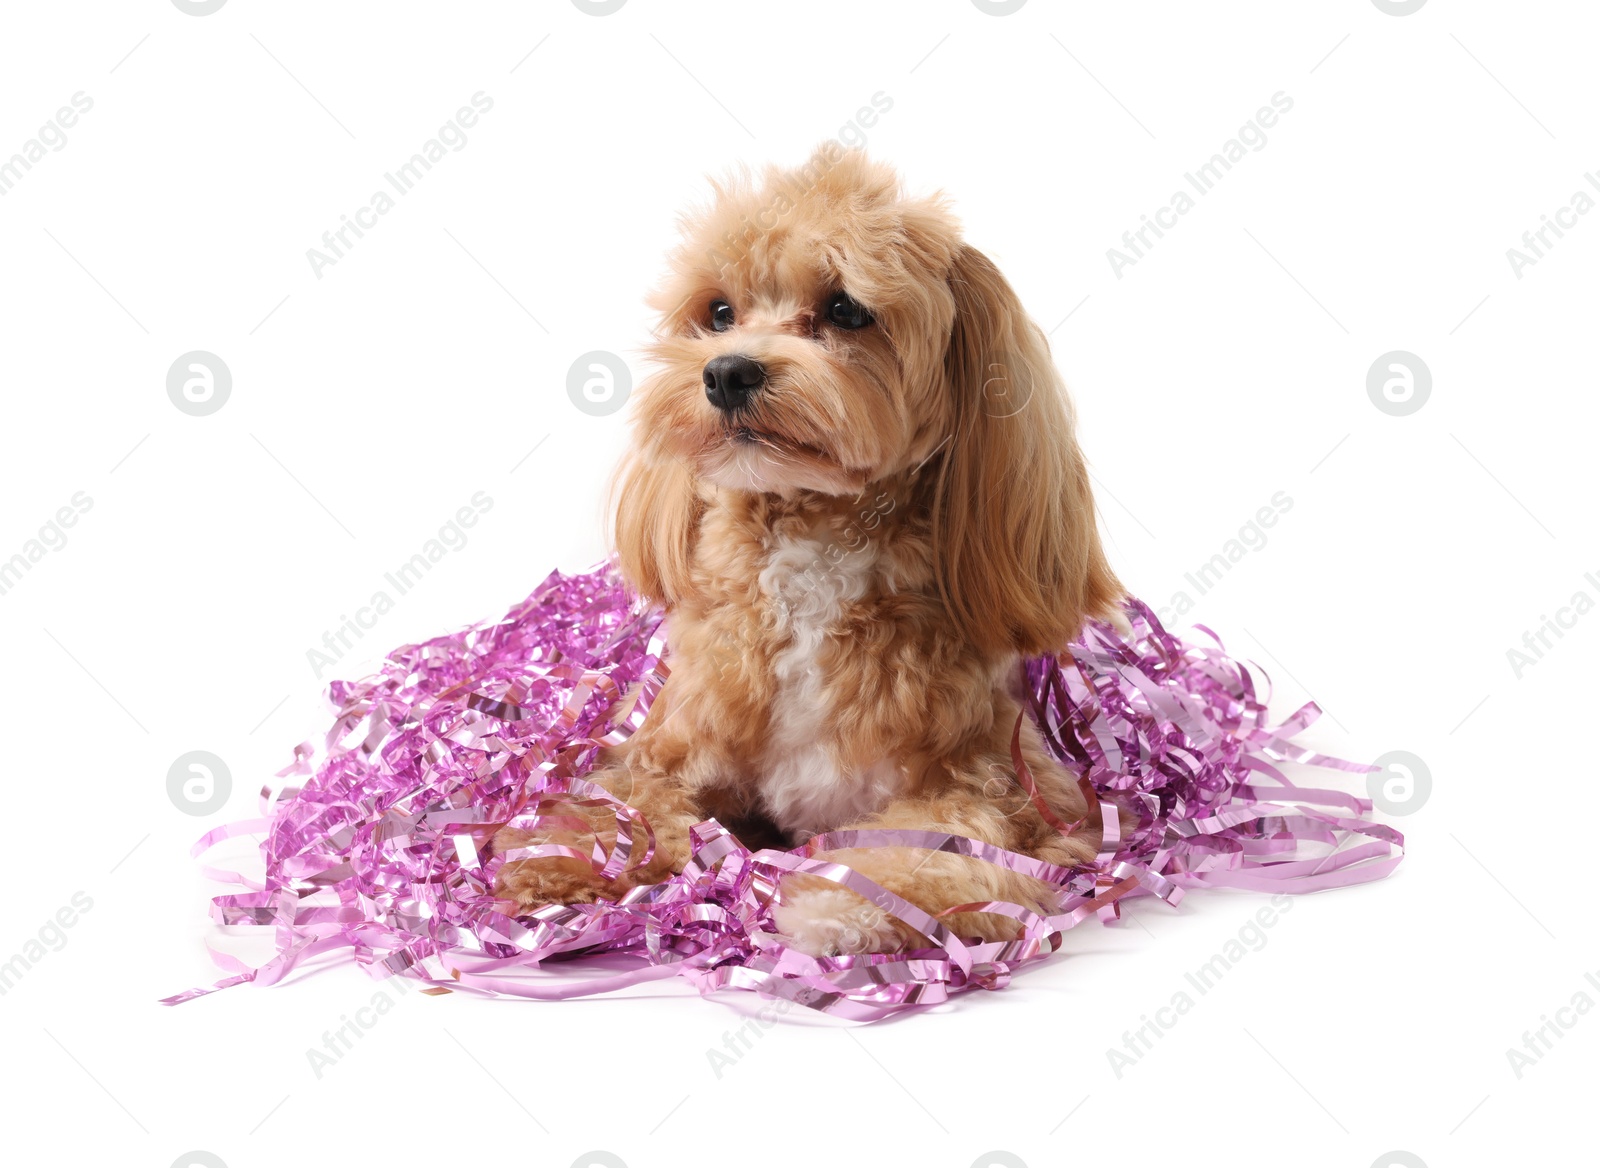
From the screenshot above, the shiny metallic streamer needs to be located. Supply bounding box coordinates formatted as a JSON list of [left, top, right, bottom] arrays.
[[165, 565, 1402, 1018]]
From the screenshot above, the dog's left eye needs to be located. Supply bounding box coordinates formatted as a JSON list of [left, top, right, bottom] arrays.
[[709, 299, 736, 332], [825, 292, 873, 330]]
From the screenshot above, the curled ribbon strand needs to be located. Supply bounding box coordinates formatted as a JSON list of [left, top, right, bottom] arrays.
[[165, 563, 1402, 1018]]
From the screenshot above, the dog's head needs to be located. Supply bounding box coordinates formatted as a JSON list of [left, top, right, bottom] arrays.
[[615, 147, 1120, 654]]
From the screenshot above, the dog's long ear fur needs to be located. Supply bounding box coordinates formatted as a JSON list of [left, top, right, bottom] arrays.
[[932, 245, 1122, 655], [611, 451, 701, 607]]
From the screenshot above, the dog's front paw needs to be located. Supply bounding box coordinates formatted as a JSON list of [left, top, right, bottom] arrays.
[[771, 881, 921, 957], [491, 827, 613, 911]]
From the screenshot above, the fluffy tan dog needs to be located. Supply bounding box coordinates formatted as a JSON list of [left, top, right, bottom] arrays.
[[496, 147, 1122, 956]]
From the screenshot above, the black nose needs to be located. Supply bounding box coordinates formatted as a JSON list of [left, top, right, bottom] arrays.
[[703, 354, 766, 411]]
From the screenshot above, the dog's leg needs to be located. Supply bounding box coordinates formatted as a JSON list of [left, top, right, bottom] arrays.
[[772, 740, 1103, 956], [491, 752, 702, 911]]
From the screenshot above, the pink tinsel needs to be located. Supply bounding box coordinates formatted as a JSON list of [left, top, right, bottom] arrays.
[[166, 562, 1402, 1019]]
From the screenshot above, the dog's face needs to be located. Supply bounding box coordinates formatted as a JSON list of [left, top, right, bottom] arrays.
[[632, 148, 963, 496], [615, 147, 1121, 655]]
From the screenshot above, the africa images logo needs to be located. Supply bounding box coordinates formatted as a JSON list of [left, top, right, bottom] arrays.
[[307, 93, 495, 278], [0, 92, 93, 197]]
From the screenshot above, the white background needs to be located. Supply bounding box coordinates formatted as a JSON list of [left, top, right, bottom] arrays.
[[1, 2, 1594, 1166]]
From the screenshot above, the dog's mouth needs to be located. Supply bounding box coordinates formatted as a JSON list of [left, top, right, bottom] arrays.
[[691, 419, 868, 495], [722, 423, 831, 464]]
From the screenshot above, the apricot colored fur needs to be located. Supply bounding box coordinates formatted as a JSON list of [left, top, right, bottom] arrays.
[[496, 149, 1122, 956]]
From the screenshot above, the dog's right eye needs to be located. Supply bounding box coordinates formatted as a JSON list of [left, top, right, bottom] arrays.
[[709, 299, 735, 332]]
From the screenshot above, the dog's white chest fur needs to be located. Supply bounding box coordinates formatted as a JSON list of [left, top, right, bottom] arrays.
[[755, 534, 902, 841]]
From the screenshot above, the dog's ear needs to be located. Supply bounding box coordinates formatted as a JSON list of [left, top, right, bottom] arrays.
[[931, 245, 1121, 655], [611, 451, 701, 607]]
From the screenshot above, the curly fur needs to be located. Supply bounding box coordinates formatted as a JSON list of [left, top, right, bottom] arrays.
[[496, 147, 1122, 957]]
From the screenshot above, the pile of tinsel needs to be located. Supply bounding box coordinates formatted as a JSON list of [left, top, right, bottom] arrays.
[[166, 563, 1401, 1020]]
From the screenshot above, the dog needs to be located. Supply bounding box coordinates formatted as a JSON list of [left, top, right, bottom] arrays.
[[495, 147, 1122, 957]]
